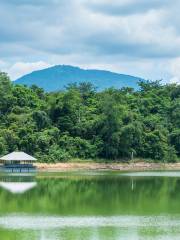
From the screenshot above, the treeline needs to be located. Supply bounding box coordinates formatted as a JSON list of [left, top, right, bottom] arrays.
[[0, 72, 179, 162]]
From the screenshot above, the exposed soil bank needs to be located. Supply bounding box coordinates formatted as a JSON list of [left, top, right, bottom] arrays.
[[35, 162, 180, 172]]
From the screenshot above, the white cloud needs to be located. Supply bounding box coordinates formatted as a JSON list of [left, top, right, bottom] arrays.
[[0, 0, 180, 83], [0, 60, 8, 69], [169, 77, 180, 84], [169, 58, 180, 84], [6, 61, 52, 80]]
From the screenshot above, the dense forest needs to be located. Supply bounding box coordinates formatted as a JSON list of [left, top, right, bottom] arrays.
[[0, 72, 179, 162]]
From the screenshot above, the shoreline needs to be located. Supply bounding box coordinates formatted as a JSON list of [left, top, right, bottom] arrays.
[[35, 162, 180, 172]]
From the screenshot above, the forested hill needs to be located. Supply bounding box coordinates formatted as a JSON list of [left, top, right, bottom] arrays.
[[15, 65, 143, 91], [0, 72, 179, 162]]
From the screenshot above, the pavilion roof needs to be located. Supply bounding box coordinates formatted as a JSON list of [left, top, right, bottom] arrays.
[[0, 152, 37, 161]]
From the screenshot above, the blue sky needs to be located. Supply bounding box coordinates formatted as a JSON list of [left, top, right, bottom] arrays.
[[0, 0, 180, 83]]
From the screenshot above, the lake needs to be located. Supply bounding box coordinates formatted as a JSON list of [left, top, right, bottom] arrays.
[[0, 171, 180, 239]]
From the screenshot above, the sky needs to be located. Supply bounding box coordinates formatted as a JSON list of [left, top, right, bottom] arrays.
[[0, 0, 180, 83]]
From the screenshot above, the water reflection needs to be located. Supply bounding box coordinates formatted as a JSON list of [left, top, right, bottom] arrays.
[[1, 214, 180, 229], [122, 171, 180, 177], [1, 214, 180, 240], [0, 175, 37, 194], [0, 172, 180, 239]]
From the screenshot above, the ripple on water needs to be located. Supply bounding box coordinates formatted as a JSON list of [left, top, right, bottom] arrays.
[[121, 171, 180, 177], [0, 215, 180, 230]]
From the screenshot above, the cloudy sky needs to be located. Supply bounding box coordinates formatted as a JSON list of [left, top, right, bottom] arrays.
[[0, 0, 180, 83]]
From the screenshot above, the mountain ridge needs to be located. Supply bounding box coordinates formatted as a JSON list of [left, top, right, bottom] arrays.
[[14, 65, 144, 91]]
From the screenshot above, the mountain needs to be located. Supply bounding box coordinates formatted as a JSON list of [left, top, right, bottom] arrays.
[[14, 65, 144, 91]]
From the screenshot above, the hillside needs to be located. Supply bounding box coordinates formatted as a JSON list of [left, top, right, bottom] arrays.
[[0, 72, 179, 162], [15, 65, 144, 91]]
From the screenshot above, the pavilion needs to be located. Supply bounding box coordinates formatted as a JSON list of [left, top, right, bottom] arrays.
[[0, 151, 37, 173]]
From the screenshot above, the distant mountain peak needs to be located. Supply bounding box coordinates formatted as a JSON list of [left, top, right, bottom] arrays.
[[14, 65, 144, 92]]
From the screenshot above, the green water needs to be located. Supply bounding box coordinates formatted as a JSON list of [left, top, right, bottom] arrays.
[[0, 171, 180, 239]]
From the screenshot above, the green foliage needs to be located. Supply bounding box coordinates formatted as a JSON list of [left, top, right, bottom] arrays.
[[169, 129, 180, 155], [0, 73, 179, 162], [37, 145, 71, 163], [32, 110, 50, 130], [164, 146, 178, 163]]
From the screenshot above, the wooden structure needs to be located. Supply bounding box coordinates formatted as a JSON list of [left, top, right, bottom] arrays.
[[0, 152, 37, 173]]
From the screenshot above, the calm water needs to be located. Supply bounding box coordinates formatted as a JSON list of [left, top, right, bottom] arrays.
[[1, 171, 180, 239]]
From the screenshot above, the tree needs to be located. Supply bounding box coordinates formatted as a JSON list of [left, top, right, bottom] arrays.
[[170, 129, 180, 155], [0, 72, 179, 162], [99, 94, 123, 159], [0, 72, 13, 115], [32, 110, 51, 130]]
